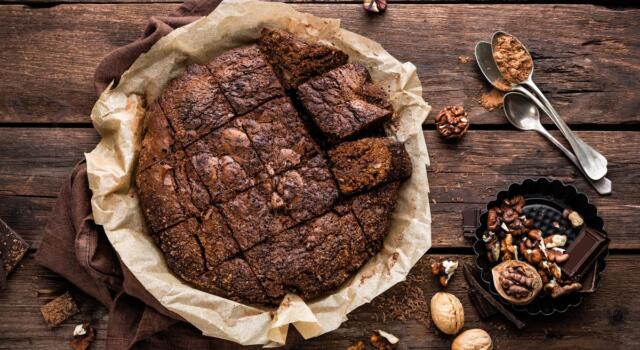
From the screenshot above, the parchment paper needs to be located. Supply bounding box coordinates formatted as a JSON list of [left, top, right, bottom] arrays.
[[86, 0, 432, 346]]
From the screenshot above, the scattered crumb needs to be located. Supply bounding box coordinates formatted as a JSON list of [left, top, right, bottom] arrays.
[[371, 273, 430, 326], [40, 291, 79, 327], [69, 323, 95, 350], [477, 88, 505, 111], [458, 55, 472, 64]]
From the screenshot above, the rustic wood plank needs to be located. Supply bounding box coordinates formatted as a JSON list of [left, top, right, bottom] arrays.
[[0, 253, 637, 349], [0, 128, 638, 250], [0, 4, 638, 125]]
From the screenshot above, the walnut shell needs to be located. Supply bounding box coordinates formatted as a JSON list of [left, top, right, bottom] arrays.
[[430, 292, 464, 335], [451, 329, 493, 350], [491, 260, 542, 305]]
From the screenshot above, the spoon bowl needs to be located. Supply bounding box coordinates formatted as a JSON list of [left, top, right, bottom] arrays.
[[503, 92, 612, 195], [490, 30, 534, 86]]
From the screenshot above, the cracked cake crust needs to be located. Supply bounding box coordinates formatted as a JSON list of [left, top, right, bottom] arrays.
[[135, 30, 411, 305]]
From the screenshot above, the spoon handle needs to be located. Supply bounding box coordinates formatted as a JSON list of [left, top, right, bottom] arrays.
[[535, 125, 612, 195], [522, 81, 608, 181]]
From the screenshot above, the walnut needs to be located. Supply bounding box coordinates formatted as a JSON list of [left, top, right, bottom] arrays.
[[430, 292, 465, 335], [451, 329, 493, 350], [363, 0, 387, 13], [69, 323, 95, 350], [544, 234, 567, 249], [501, 207, 518, 223], [504, 195, 525, 213], [431, 259, 459, 287], [527, 229, 542, 241], [492, 260, 542, 305], [435, 106, 469, 139], [487, 209, 499, 231], [544, 280, 582, 298], [547, 248, 569, 263], [485, 237, 501, 263]]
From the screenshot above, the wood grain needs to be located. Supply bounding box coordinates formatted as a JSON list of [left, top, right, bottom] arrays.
[[0, 128, 637, 250], [1, 253, 638, 349], [0, 4, 638, 125]]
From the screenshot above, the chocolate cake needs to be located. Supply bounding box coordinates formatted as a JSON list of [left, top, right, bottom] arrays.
[[329, 137, 412, 195], [297, 63, 393, 143], [135, 29, 413, 305]]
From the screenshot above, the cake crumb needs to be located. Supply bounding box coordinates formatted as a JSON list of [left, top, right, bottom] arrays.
[[477, 88, 505, 111], [458, 55, 472, 64]]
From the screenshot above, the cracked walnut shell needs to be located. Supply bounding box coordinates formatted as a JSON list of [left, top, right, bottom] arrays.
[[492, 260, 542, 305], [430, 292, 464, 335], [435, 106, 469, 139]]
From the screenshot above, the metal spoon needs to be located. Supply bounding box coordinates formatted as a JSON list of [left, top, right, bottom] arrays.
[[504, 92, 612, 195], [489, 32, 608, 181]]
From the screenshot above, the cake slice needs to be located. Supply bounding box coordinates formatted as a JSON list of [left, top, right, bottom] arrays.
[[186, 124, 267, 203], [159, 64, 235, 146], [237, 97, 319, 176], [258, 28, 349, 89], [328, 137, 411, 195], [297, 63, 393, 143], [220, 154, 338, 250], [207, 45, 284, 115], [244, 211, 368, 300], [335, 181, 402, 254], [135, 153, 210, 233], [157, 218, 207, 282], [138, 102, 179, 172]]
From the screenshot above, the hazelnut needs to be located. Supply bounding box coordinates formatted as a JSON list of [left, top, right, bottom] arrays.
[[451, 329, 493, 350], [430, 292, 464, 335]]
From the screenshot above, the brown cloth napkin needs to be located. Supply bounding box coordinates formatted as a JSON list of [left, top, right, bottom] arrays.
[[36, 1, 302, 348]]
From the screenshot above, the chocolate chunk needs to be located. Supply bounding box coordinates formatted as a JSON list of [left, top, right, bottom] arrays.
[[0, 218, 29, 278], [579, 260, 599, 294], [258, 28, 348, 89], [40, 291, 79, 327], [462, 208, 481, 240], [561, 227, 609, 280], [329, 137, 411, 195], [297, 63, 393, 143]]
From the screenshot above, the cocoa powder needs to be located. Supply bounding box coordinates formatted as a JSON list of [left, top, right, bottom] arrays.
[[478, 88, 505, 111], [493, 33, 533, 84]]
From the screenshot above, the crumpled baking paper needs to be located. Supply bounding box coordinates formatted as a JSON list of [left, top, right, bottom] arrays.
[[86, 0, 432, 346]]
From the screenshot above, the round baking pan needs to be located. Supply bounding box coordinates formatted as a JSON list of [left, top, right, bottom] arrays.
[[472, 178, 608, 316]]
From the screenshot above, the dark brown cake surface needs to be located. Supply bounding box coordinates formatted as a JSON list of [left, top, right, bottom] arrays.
[[329, 137, 412, 195], [135, 30, 412, 305], [297, 63, 393, 143]]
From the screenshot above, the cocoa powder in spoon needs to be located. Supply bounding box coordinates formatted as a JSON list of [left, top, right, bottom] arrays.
[[493, 33, 533, 84]]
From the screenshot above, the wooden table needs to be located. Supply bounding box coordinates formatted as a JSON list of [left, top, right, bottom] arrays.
[[0, 1, 638, 349]]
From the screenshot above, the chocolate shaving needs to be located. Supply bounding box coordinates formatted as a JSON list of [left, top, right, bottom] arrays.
[[463, 263, 525, 329], [371, 273, 430, 326]]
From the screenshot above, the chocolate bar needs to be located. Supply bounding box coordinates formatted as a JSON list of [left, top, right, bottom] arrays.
[[579, 260, 599, 293], [561, 227, 609, 280], [462, 208, 481, 240]]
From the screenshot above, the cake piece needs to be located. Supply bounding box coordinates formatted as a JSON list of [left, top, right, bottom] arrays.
[[245, 211, 368, 300], [157, 219, 206, 281], [159, 64, 235, 146], [208, 45, 284, 115], [138, 102, 178, 171], [0, 218, 29, 279], [297, 63, 393, 143], [328, 137, 411, 195], [271, 154, 339, 223], [220, 180, 295, 251], [187, 124, 266, 203], [198, 207, 240, 267], [258, 28, 349, 89], [40, 291, 79, 327], [195, 257, 270, 304], [337, 182, 402, 254], [237, 97, 319, 175], [135, 153, 209, 233]]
